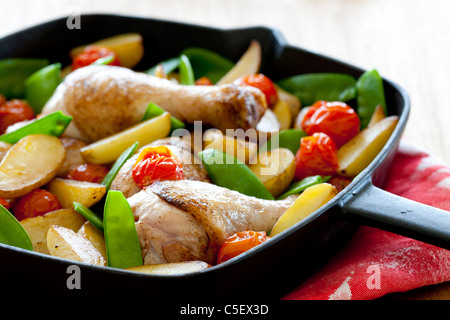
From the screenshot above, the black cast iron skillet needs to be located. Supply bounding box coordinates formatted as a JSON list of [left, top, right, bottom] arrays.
[[0, 14, 449, 300]]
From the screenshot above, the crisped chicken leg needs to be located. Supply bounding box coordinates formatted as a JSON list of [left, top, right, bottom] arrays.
[[41, 65, 267, 142], [129, 179, 296, 265]]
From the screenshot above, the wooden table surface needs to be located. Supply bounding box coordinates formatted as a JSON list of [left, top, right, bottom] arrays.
[[1, 0, 449, 300]]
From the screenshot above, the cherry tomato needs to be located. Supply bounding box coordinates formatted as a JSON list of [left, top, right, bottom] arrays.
[[301, 100, 360, 148], [328, 175, 352, 193], [14, 189, 62, 221], [0, 94, 6, 106], [132, 146, 185, 189], [294, 132, 338, 180], [0, 197, 10, 210], [217, 230, 270, 264], [0, 99, 35, 134], [195, 76, 213, 86], [65, 163, 109, 184], [72, 45, 120, 70], [234, 74, 278, 108]]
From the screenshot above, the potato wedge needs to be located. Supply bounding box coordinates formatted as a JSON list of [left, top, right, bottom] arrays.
[[0, 134, 65, 198], [272, 99, 292, 130], [77, 221, 106, 258], [293, 106, 311, 130], [126, 261, 211, 275], [203, 129, 258, 164], [216, 40, 261, 85], [367, 104, 386, 128], [47, 178, 106, 208], [0, 141, 11, 162], [20, 208, 86, 254], [47, 225, 106, 266], [80, 112, 171, 164], [337, 115, 399, 177], [69, 33, 145, 69], [249, 148, 295, 197], [275, 84, 301, 120], [270, 183, 337, 236], [256, 109, 280, 141]]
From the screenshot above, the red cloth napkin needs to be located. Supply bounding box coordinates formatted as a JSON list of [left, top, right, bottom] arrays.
[[283, 139, 450, 300]]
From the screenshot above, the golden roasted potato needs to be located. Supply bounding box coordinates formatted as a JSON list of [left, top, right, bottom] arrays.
[[0, 134, 65, 198], [47, 225, 106, 266], [272, 99, 292, 130], [270, 183, 337, 237], [367, 105, 386, 128], [47, 178, 106, 209], [20, 209, 86, 254], [249, 148, 295, 197], [56, 137, 88, 177], [337, 115, 399, 177], [293, 106, 311, 130], [77, 221, 106, 258], [203, 129, 258, 164], [275, 84, 301, 120], [80, 112, 171, 164], [216, 40, 261, 85], [256, 109, 280, 140], [0, 141, 11, 162], [69, 33, 145, 69], [126, 261, 210, 275]]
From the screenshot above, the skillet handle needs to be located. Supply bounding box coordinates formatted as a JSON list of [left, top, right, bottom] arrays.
[[339, 178, 450, 250]]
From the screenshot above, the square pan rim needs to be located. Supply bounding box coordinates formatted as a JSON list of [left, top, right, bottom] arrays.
[[0, 13, 411, 280]]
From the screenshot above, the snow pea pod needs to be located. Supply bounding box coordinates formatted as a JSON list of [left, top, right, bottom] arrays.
[[24, 63, 62, 113], [276, 73, 356, 106], [277, 175, 330, 200], [259, 128, 307, 155], [103, 190, 143, 269], [199, 148, 274, 200], [0, 111, 72, 144], [179, 54, 195, 85], [0, 204, 33, 250], [142, 102, 185, 133], [356, 68, 387, 128], [0, 58, 49, 99], [101, 141, 139, 191], [181, 47, 233, 83], [146, 56, 180, 76], [73, 202, 104, 231]]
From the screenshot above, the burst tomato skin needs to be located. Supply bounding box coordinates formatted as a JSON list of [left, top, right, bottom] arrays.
[[0, 99, 35, 134], [132, 146, 185, 189], [217, 230, 270, 264], [65, 163, 109, 184], [13, 189, 62, 221], [0, 197, 10, 210], [301, 100, 360, 148], [234, 74, 278, 108], [195, 76, 213, 86], [72, 45, 120, 70], [294, 132, 338, 180]]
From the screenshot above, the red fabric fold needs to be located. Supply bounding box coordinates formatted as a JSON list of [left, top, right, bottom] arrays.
[[283, 139, 450, 300]]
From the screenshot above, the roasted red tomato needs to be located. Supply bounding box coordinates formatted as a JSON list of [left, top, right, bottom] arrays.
[[301, 100, 360, 148], [294, 132, 338, 180], [132, 146, 185, 189], [234, 73, 278, 108], [195, 76, 213, 86], [14, 189, 62, 221], [217, 230, 270, 264], [0, 197, 10, 210], [0, 99, 35, 134], [72, 45, 120, 70], [66, 163, 109, 184]]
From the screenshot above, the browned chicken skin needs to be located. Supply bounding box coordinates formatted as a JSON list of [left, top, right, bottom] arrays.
[[129, 180, 296, 265], [41, 65, 267, 142]]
